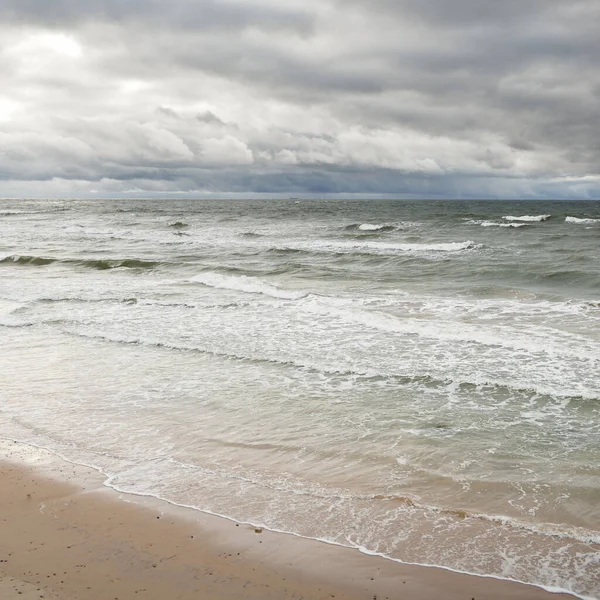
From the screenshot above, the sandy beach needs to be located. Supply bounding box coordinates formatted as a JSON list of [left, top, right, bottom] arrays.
[[0, 443, 578, 600]]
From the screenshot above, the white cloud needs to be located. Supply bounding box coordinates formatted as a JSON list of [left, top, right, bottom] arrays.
[[200, 135, 254, 166]]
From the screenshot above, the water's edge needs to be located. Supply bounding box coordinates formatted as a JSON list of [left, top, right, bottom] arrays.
[[0, 436, 586, 600]]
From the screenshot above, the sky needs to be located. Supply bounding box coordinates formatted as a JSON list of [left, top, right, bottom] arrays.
[[1, 0, 599, 199]]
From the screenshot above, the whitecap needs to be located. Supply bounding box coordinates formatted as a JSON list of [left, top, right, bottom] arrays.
[[358, 223, 392, 231], [480, 221, 527, 228], [502, 215, 551, 222], [565, 216, 600, 224], [277, 240, 479, 256]]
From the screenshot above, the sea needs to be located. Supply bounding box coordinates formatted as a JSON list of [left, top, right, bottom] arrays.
[[1, 198, 599, 598]]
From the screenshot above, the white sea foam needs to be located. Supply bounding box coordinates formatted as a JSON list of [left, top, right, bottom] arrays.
[[279, 240, 479, 256], [502, 215, 551, 222], [479, 221, 527, 228], [565, 216, 600, 224], [298, 297, 600, 363], [189, 272, 305, 300], [358, 223, 391, 231]]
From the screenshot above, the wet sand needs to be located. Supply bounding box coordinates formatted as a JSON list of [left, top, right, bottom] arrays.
[[0, 451, 577, 600]]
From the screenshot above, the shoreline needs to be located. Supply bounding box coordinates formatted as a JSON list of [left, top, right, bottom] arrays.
[[0, 440, 581, 600]]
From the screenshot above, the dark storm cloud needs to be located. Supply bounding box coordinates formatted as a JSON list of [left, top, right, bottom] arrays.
[[0, 0, 599, 198]]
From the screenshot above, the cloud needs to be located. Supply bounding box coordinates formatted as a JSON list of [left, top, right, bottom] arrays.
[[0, 0, 316, 34], [0, 0, 598, 197]]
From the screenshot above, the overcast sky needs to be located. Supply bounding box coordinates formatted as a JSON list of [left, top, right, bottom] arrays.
[[1, 0, 599, 198]]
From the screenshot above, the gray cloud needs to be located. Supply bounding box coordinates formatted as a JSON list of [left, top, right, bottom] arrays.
[[0, 0, 599, 198], [0, 0, 315, 33]]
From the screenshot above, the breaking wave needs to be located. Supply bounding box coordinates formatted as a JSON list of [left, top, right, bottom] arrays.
[[357, 223, 396, 232], [0, 255, 56, 266], [502, 215, 551, 222], [189, 272, 306, 300], [12, 322, 596, 403], [565, 217, 600, 224], [343, 222, 418, 233], [478, 221, 527, 228], [276, 240, 479, 256]]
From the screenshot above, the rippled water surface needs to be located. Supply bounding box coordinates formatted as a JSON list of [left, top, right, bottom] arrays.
[[1, 199, 599, 598]]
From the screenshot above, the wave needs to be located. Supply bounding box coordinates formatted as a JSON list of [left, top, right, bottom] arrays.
[[366, 494, 600, 546], [0, 255, 57, 266], [478, 221, 527, 228], [357, 223, 396, 232], [583, 301, 600, 309], [17, 322, 591, 402], [343, 222, 408, 233], [565, 217, 600, 224], [502, 215, 551, 222], [33, 297, 249, 310], [147, 453, 600, 549], [540, 269, 600, 286], [276, 240, 479, 256], [344, 222, 420, 233], [298, 298, 599, 363], [0, 254, 161, 270], [266, 247, 304, 255], [189, 272, 306, 300], [75, 258, 160, 270]]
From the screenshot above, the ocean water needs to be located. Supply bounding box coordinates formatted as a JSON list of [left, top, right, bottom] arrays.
[[1, 198, 599, 598]]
